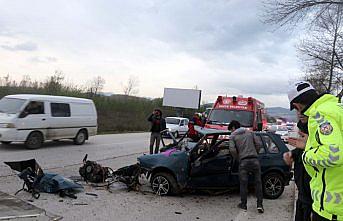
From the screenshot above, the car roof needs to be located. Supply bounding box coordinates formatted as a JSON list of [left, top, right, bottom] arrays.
[[165, 117, 188, 120], [5, 94, 93, 104], [194, 126, 231, 135]]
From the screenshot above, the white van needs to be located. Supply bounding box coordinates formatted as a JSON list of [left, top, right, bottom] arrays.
[[0, 94, 97, 149]]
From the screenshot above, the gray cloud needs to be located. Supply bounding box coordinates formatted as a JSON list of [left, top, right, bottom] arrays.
[[0, 0, 302, 107], [1, 41, 38, 51], [216, 76, 289, 95]]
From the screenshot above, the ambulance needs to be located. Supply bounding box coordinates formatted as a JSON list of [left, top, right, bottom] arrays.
[[205, 96, 267, 131]]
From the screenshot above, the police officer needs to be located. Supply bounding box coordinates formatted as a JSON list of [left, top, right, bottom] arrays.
[[287, 81, 343, 221], [283, 112, 312, 221]]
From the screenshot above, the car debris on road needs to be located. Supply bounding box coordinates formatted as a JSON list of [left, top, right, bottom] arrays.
[[4, 159, 83, 200]]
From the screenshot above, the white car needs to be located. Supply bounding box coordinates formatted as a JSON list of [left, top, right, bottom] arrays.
[[165, 117, 189, 138], [0, 94, 97, 149]]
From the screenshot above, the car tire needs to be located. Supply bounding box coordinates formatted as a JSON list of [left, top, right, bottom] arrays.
[[1, 141, 11, 145], [174, 131, 179, 138], [262, 172, 285, 199], [25, 132, 44, 149], [151, 172, 180, 196], [74, 130, 87, 145]]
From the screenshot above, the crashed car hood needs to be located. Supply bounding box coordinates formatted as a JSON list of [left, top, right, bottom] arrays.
[[138, 150, 188, 169]]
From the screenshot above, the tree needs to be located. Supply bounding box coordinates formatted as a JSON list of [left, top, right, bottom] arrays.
[[87, 76, 106, 96], [1, 74, 12, 87], [263, 0, 343, 28], [19, 75, 32, 88], [297, 4, 343, 95], [263, 0, 343, 98], [122, 75, 139, 96], [44, 70, 64, 93]]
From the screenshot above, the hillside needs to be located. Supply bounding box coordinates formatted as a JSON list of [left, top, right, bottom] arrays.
[[265, 107, 297, 122]]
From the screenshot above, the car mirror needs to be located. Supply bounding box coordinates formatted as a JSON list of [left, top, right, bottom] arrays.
[[19, 111, 29, 118]]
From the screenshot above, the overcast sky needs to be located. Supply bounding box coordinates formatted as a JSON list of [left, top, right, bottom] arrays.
[[0, 0, 304, 108]]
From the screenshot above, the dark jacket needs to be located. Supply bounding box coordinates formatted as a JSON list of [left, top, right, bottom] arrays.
[[148, 114, 166, 133], [292, 121, 312, 204], [229, 128, 263, 161]]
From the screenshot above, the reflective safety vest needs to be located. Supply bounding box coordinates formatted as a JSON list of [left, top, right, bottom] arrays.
[[302, 94, 343, 220]]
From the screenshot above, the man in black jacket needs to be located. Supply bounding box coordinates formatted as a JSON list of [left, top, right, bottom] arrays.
[[147, 109, 166, 154], [283, 113, 312, 221]]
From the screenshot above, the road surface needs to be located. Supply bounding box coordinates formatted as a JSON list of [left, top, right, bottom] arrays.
[[0, 133, 295, 221]]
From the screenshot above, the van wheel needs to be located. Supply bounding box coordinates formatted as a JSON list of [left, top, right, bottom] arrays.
[[262, 172, 284, 199], [25, 132, 43, 149], [151, 172, 180, 196], [74, 130, 87, 145], [174, 131, 179, 138], [1, 141, 11, 145]]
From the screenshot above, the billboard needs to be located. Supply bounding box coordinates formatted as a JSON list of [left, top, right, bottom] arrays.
[[163, 88, 201, 109]]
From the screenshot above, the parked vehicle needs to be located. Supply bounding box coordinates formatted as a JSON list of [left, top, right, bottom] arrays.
[[138, 127, 292, 199], [272, 125, 289, 143], [165, 117, 189, 138], [205, 96, 267, 131], [0, 94, 97, 149], [285, 123, 296, 131]]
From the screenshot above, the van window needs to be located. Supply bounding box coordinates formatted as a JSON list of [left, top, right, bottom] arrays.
[[0, 98, 26, 114], [51, 103, 71, 117], [24, 101, 44, 115], [208, 109, 254, 127]]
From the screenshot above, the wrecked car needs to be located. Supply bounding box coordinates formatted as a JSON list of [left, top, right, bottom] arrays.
[[138, 127, 292, 199]]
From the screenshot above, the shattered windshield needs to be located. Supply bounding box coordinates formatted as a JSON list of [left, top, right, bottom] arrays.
[[166, 118, 180, 125], [208, 109, 254, 127], [0, 98, 26, 114]]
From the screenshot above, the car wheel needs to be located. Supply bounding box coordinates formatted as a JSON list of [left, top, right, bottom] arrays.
[[151, 172, 180, 196], [174, 131, 179, 138], [25, 132, 44, 149], [74, 130, 87, 145], [1, 141, 11, 145], [262, 172, 285, 199]]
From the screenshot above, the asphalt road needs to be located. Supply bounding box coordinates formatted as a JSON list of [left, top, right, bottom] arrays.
[[0, 133, 295, 221]]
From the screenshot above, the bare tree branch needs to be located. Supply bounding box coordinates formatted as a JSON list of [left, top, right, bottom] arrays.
[[122, 75, 139, 96], [87, 76, 106, 97], [296, 4, 343, 94], [263, 0, 343, 29]]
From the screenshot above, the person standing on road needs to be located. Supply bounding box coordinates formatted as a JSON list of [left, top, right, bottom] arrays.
[[188, 113, 204, 142], [228, 120, 264, 213], [148, 109, 166, 154], [283, 112, 312, 221], [287, 81, 343, 221]]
